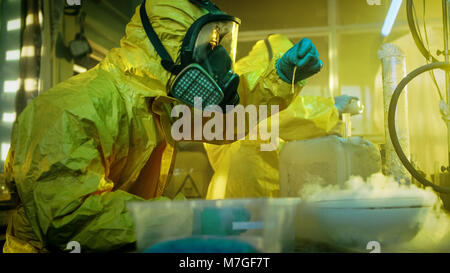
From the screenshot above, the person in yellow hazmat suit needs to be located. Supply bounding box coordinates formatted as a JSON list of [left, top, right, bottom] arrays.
[[2, 0, 322, 253], [204, 34, 357, 199]]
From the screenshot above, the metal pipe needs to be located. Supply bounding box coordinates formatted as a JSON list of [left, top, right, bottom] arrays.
[[445, 1, 449, 63], [328, 0, 338, 98], [238, 20, 444, 43], [444, 0, 450, 165]]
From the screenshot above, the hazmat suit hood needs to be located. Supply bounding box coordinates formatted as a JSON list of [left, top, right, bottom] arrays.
[[100, 0, 208, 99]]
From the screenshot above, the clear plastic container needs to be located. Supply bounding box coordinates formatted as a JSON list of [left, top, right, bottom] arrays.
[[378, 43, 411, 183], [127, 198, 300, 253], [279, 135, 381, 197]]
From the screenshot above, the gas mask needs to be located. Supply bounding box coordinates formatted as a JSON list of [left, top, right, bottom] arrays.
[[140, 0, 241, 111]]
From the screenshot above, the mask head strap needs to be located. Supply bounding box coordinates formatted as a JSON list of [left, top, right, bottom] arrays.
[[264, 35, 274, 62], [140, 0, 182, 74], [188, 0, 222, 14]]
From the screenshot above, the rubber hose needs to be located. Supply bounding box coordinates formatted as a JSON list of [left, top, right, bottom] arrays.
[[388, 62, 450, 193], [406, 0, 439, 63]]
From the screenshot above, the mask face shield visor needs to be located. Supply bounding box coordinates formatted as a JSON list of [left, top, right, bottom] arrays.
[[192, 20, 239, 68]]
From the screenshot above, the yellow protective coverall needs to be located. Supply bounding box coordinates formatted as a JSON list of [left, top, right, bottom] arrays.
[[205, 34, 340, 199], [2, 1, 295, 253]]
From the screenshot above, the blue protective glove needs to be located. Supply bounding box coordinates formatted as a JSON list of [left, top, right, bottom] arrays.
[[143, 236, 259, 253], [194, 207, 251, 236], [276, 38, 323, 84], [334, 95, 360, 116]]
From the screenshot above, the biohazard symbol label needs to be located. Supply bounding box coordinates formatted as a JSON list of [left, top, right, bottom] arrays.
[[176, 174, 202, 198]]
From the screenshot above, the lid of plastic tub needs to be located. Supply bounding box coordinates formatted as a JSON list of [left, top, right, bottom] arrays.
[[128, 197, 302, 211], [306, 196, 436, 209]]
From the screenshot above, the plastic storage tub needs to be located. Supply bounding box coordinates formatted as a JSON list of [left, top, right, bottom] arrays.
[[128, 198, 300, 253]]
